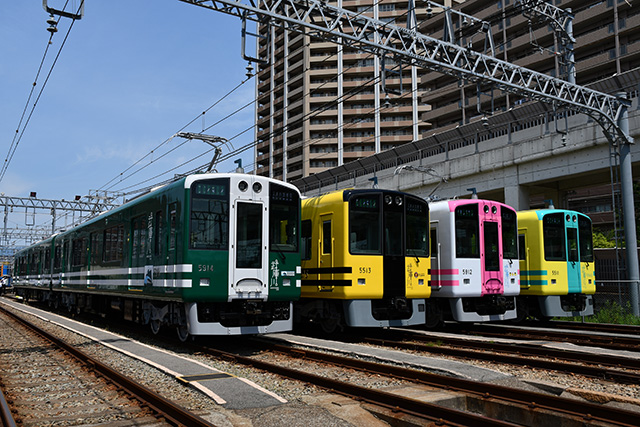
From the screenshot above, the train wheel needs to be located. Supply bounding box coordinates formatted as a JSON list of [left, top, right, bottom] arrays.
[[150, 319, 161, 335], [176, 325, 189, 342]]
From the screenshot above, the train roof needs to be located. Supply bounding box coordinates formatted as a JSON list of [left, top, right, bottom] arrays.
[[22, 173, 300, 248]]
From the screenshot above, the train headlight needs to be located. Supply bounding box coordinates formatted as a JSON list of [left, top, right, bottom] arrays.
[[572, 215, 577, 222], [566, 214, 570, 221], [238, 181, 248, 192], [484, 205, 490, 213], [253, 182, 262, 193], [395, 196, 403, 206], [491, 206, 497, 214], [385, 195, 393, 205]]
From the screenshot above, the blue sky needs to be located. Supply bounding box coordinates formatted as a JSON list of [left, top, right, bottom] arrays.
[[0, 1, 257, 209]]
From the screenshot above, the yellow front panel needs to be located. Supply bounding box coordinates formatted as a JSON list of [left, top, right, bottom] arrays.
[[405, 257, 431, 299]]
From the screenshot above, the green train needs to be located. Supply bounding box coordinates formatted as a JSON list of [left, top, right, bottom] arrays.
[[12, 173, 302, 339]]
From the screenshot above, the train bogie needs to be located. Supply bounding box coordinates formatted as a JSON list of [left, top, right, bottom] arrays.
[[297, 189, 431, 331], [12, 173, 302, 337], [517, 209, 595, 319], [429, 199, 519, 322]]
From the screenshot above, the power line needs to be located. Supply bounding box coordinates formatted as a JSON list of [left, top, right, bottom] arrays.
[[0, 3, 83, 185]]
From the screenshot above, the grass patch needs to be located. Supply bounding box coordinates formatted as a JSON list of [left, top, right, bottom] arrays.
[[562, 300, 640, 325]]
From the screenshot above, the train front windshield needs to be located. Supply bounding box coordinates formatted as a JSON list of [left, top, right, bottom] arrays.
[[189, 179, 230, 250], [406, 198, 429, 257], [349, 193, 429, 257], [579, 216, 594, 263], [269, 184, 299, 253], [501, 207, 518, 259], [455, 205, 480, 258], [543, 213, 566, 261]]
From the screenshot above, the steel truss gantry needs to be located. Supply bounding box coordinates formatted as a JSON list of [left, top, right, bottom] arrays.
[[179, 0, 630, 146], [2, 194, 121, 247]]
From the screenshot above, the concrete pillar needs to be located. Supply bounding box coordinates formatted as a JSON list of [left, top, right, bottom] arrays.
[[504, 184, 530, 211]]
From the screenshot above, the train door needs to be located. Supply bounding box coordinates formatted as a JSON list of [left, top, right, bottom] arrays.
[[131, 215, 152, 286], [382, 197, 405, 297], [480, 202, 503, 295], [318, 214, 333, 284], [231, 201, 267, 292], [429, 222, 441, 289], [566, 219, 581, 293]]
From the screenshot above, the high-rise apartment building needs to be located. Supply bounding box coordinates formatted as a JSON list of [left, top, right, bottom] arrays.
[[254, 0, 640, 181], [420, 0, 640, 132], [254, 0, 437, 181]]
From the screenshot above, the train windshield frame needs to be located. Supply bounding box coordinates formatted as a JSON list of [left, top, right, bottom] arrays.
[[269, 183, 300, 253], [455, 204, 480, 258], [578, 215, 594, 262], [543, 213, 566, 261], [189, 178, 230, 250], [349, 194, 382, 255], [406, 198, 429, 257], [501, 206, 518, 259]]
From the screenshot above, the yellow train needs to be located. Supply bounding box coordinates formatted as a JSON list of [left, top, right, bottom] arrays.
[[295, 189, 431, 332], [517, 209, 596, 319]]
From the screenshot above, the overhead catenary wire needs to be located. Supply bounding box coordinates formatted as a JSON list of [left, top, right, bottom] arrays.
[[100, 1, 417, 195], [0, 2, 83, 185]]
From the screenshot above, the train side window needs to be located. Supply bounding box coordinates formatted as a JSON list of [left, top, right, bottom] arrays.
[[169, 205, 177, 251], [44, 248, 51, 271], [54, 244, 62, 270], [71, 238, 87, 268], [518, 235, 526, 260], [103, 225, 124, 264], [322, 220, 332, 254], [63, 240, 70, 269], [90, 232, 102, 267], [154, 211, 163, 257], [301, 220, 312, 260]]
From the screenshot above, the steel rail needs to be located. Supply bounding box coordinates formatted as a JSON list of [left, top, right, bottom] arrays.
[[251, 338, 640, 427], [362, 335, 640, 385], [0, 384, 17, 427], [459, 324, 640, 352], [0, 305, 215, 427], [199, 343, 516, 426], [544, 320, 640, 336]]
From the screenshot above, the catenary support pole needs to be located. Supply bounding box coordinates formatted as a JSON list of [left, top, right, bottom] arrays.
[[618, 93, 639, 316]]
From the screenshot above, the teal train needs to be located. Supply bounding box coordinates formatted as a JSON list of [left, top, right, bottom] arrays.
[[516, 209, 595, 320]]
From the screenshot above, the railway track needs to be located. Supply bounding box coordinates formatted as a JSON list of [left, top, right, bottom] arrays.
[[0, 304, 214, 427], [541, 320, 640, 336], [359, 331, 640, 385], [195, 337, 640, 427], [3, 297, 639, 426], [454, 323, 640, 352]]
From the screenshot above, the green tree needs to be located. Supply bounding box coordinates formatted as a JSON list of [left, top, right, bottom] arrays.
[[593, 230, 616, 248]]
